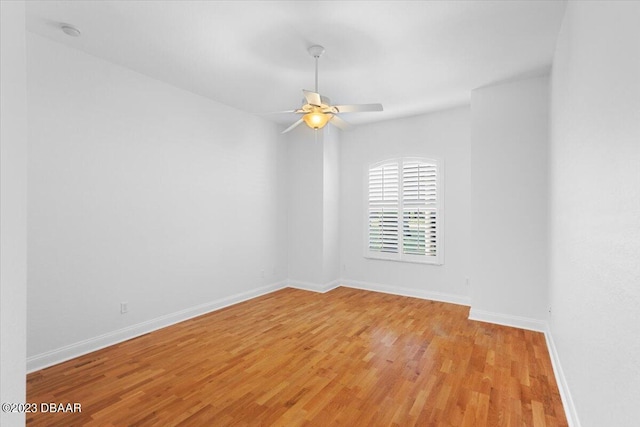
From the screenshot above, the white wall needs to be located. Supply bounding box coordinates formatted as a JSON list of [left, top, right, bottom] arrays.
[[322, 128, 341, 284], [26, 34, 288, 368], [549, 2, 640, 426], [286, 127, 324, 286], [339, 107, 471, 303], [286, 126, 340, 289], [0, 2, 28, 426], [469, 75, 549, 325]]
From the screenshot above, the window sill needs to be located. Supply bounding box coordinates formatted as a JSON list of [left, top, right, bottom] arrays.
[[364, 255, 443, 266]]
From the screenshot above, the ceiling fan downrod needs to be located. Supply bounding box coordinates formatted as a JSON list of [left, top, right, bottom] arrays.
[[308, 45, 325, 93]]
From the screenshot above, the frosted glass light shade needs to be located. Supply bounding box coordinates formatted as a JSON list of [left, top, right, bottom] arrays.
[[302, 112, 332, 129]]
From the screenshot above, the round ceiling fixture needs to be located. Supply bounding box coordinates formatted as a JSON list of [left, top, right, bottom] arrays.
[[61, 24, 81, 37], [308, 45, 325, 59]]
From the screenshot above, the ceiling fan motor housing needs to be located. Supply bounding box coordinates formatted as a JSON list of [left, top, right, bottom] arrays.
[[301, 95, 331, 106]]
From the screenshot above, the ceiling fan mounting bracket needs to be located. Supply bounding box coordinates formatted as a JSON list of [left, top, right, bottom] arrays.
[[308, 45, 325, 58]]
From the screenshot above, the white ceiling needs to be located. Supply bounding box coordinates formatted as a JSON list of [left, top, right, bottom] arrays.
[[26, 1, 566, 126]]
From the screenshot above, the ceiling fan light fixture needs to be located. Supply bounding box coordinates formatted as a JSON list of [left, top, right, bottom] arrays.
[[278, 45, 382, 134], [303, 111, 332, 129]]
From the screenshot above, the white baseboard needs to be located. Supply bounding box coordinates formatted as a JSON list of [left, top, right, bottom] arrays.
[[544, 327, 581, 427], [468, 308, 547, 332], [26, 280, 288, 373], [340, 279, 470, 306], [287, 279, 340, 294]]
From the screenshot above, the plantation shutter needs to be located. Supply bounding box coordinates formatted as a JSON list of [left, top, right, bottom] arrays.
[[402, 160, 438, 257], [366, 157, 442, 264], [368, 162, 399, 254]]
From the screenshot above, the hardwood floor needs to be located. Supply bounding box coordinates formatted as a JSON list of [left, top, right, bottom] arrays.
[[27, 287, 567, 426]]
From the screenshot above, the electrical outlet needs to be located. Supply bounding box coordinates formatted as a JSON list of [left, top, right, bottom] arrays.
[[120, 302, 128, 314]]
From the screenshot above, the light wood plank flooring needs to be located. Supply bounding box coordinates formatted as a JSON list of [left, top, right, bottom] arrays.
[[27, 287, 567, 426]]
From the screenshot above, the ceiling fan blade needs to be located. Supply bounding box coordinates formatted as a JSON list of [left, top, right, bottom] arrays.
[[333, 103, 383, 113], [281, 118, 304, 134], [329, 115, 351, 131], [303, 90, 322, 107], [265, 109, 305, 115], [263, 110, 300, 117]]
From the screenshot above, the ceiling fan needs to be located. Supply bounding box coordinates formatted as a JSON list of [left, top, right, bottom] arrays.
[[280, 45, 383, 134]]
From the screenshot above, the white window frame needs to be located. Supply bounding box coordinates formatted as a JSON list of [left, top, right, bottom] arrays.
[[364, 157, 444, 265]]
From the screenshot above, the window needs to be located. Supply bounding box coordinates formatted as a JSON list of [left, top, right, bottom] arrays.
[[366, 157, 443, 264]]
